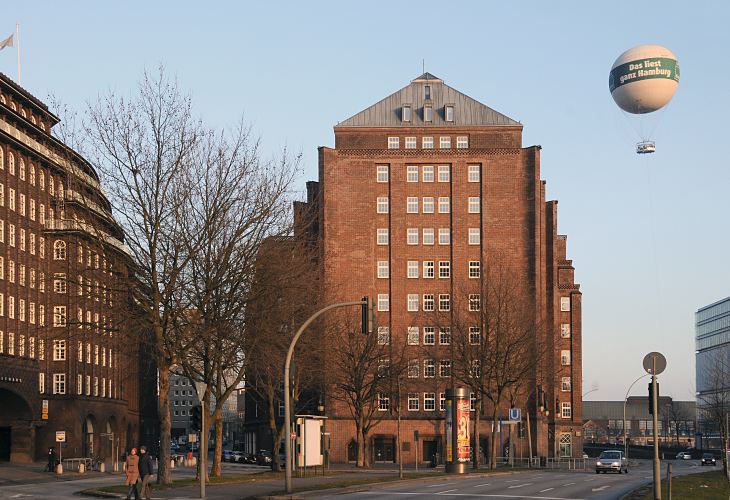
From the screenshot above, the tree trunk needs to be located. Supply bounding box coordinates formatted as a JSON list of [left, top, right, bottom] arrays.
[[356, 415, 365, 468], [212, 408, 223, 477], [473, 399, 481, 469], [490, 408, 499, 469], [157, 359, 172, 484]]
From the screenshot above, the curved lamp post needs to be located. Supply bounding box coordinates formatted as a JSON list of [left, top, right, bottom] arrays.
[[624, 374, 650, 460]]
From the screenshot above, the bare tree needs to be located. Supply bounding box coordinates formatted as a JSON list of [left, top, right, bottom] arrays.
[[85, 67, 201, 484], [698, 348, 730, 479], [327, 314, 395, 468], [242, 234, 320, 472], [176, 125, 300, 477], [449, 264, 540, 469]]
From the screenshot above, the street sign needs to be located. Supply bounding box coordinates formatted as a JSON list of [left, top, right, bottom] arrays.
[[291, 432, 296, 440], [42, 400, 48, 420], [55, 431, 66, 443], [414, 430, 419, 442], [643, 352, 667, 375], [509, 407, 521, 422], [188, 433, 197, 443]]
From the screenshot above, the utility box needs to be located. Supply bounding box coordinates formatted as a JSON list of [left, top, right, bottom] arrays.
[[295, 416, 326, 467]]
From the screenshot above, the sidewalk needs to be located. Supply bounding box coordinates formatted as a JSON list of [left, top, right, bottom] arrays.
[[0, 461, 112, 486]]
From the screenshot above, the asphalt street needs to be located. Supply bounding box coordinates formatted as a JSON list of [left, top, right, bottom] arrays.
[[315, 459, 710, 500]]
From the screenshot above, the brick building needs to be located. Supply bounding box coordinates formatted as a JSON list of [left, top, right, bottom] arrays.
[[0, 73, 157, 463], [313, 73, 583, 463]]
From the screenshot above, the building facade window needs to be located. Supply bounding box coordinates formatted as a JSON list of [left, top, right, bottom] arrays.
[[402, 105, 411, 122], [468, 197, 481, 213], [438, 197, 450, 213], [438, 165, 450, 183], [469, 327, 481, 344], [408, 393, 419, 411], [377, 294, 389, 311], [53, 373, 66, 395], [377, 228, 389, 245], [422, 165, 434, 182], [53, 340, 66, 361], [387, 137, 399, 149], [469, 261, 480, 278], [438, 228, 450, 245], [456, 136, 469, 149], [561, 402, 572, 419], [407, 294, 419, 312], [422, 228, 435, 245], [423, 327, 435, 345], [407, 261, 419, 278], [408, 359, 419, 378], [378, 394, 390, 411], [53, 306, 67, 327], [423, 294, 435, 311], [424, 393, 436, 411], [560, 323, 571, 338], [376, 165, 389, 183], [560, 297, 571, 311], [405, 137, 417, 149], [422, 197, 434, 213], [376, 197, 389, 214], [423, 360, 436, 378], [468, 228, 480, 245], [407, 326, 419, 345], [407, 228, 419, 245], [439, 294, 450, 312], [439, 360, 451, 377], [422, 137, 433, 149], [439, 137, 451, 149], [561, 377, 572, 392], [438, 261, 450, 278], [377, 260, 389, 278], [424, 105, 432, 122], [407, 197, 419, 213], [407, 165, 418, 182], [439, 327, 451, 345], [445, 105, 454, 122], [422, 261, 435, 278], [469, 294, 481, 311], [377, 326, 390, 345], [561, 350, 571, 365]]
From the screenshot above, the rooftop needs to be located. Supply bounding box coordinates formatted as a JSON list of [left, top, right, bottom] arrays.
[[336, 73, 520, 129]]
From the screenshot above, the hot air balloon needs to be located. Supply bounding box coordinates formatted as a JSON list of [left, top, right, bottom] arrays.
[[609, 45, 680, 154]]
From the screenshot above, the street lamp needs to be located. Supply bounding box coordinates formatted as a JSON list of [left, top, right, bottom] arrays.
[[623, 374, 650, 460], [582, 388, 599, 399]]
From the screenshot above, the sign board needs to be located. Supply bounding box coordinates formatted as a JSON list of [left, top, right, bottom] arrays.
[[291, 432, 297, 440], [509, 407, 521, 422], [445, 395, 453, 462], [643, 352, 666, 375], [42, 400, 49, 420], [414, 430, 419, 442], [188, 433, 197, 443], [55, 431, 66, 443]]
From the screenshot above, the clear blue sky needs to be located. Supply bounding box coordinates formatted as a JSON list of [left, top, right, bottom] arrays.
[[5, 1, 729, 401]]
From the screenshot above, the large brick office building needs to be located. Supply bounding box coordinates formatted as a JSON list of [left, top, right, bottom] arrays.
[[0, 73, 156, 463], [315, 73, 583, 463]]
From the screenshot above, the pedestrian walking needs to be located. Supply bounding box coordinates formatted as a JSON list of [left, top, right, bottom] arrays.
[[124, 447, 140, 500], [47, 447, 58, 472], [138, 445, 154, 500]]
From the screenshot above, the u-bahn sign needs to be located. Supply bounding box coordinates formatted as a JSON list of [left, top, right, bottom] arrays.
[[55, 431, 66, 443]]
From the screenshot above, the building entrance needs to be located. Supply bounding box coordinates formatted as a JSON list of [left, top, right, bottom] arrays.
[[0, 427, 11, 461], [373, 437, 394, 462]]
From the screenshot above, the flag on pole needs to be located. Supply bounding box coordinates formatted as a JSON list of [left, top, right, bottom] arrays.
[[0, 33, 13, 50]]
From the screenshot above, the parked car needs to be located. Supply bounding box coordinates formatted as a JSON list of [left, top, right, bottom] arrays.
[[256, 450, 273, 466], [222, 449, 233, 462], [230, 451, 243, 463], [240, 452, 257, 464], [701, 453, 717, 466], [595, 450, 628, 474], [676, 452, 692, 460]]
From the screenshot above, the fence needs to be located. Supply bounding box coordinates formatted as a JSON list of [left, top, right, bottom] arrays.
[[490, 457, 590, 471]]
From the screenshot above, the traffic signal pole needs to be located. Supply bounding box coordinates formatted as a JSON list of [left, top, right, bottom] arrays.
[[284, 298, 373, 494], [200, 399, 206, 499]]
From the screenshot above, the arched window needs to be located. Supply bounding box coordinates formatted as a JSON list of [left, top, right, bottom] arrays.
[[29, 164, 35, 185], [53, 240, 67, 260], [39, 171, 45, 190], [58, 182, 64, 199], [0, 147, 4, 170], [19, 159, 25, 180], [8, 152, 14, 175], [49, 176, 54, 195]]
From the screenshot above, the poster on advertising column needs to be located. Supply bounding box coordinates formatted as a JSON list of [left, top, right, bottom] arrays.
[[457, 399, 470, 462], [445, 395, 453, 462]]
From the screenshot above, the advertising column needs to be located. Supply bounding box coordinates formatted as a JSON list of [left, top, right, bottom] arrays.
[[446, 388, 469, 473]]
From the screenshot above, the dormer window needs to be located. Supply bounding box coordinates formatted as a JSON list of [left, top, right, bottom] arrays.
[[424, 85, 431, 100], [402, 105, 411, 123], [445, 105, 454, 122], [424, 105, 433, 122]]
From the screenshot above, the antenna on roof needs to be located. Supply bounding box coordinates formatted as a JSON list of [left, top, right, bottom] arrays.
[[422, 59, 425, 75]]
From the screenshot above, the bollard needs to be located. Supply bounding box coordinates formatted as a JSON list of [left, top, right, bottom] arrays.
[[170, 459, 175, 469], [667, 462, 672, 500], [56, 463, 63, 475], [79, 462, 85, 473], [99, 462, 105, 473]]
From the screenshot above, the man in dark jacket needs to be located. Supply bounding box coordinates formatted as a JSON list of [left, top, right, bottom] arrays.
[[138, 446, 154, 500]]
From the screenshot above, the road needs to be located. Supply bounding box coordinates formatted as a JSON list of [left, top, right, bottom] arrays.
[[316, 459, 710, 500]]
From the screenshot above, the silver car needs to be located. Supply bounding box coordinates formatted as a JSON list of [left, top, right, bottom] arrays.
[[595, 450, 628, 474]]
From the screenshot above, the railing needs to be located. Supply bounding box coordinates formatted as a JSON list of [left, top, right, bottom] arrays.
[[62, 457, 95, 471], [488, 457, 590, 470]]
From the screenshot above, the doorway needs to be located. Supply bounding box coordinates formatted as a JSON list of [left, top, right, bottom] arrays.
[[372, 437, 394, 463], [0, 427, 10, 461], [423, 439, 438, 464]]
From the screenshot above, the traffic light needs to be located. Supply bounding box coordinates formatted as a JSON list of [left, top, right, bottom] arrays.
[[361, 296, 374, 335], [648, 382, 659, 415], [191, 405, 202, 431]]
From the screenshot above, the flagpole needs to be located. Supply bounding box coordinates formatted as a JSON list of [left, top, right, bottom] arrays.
[[16, 22, 20, 84]]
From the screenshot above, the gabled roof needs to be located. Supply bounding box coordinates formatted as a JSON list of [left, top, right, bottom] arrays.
[[336, 73, 520, 128]]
